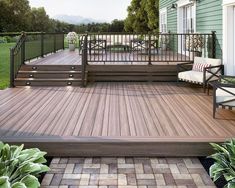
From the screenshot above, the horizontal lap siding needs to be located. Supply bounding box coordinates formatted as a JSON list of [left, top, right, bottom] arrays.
[[196, 0, 223, 59], [160, 0, 177, 33]]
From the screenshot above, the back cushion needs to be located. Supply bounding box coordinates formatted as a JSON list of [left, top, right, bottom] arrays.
[[192, 62, 211, 72], [193, 57, 222, 73]]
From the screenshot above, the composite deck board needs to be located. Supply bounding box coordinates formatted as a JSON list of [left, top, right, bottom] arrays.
[[0, 82, 234, 138], [27, 50, 190, 65], [1, 83, 235, 156]]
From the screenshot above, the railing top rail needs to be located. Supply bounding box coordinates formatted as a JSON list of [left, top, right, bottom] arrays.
[[85, 32, 213, 35], [0, 32, 65, 36], [11, 33, 26, 52]]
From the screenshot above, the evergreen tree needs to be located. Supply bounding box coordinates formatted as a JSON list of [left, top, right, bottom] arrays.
[[124, 0, 159, 33]]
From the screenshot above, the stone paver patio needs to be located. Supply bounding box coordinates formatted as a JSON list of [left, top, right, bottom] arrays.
[[41, 157, 215, 188]]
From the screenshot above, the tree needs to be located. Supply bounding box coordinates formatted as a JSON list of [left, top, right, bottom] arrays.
[[0, 0, 31, 31], [29, 7, 51, 32], [124, 0, 159, 33], [109, 19, 124, 32], [145, 0, 159, 32]]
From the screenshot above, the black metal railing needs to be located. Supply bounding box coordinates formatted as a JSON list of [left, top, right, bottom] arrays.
[[10, 33, 26, 87], [81, 35, 88, 87], [81, 32, 216, 64], [24, 32, 64, 61], [9, 32, 65, 87]]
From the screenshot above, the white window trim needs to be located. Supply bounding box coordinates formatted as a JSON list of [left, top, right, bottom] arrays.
[[159, 8, 167, 33], [176, 0, 197, 54], [177, 0, 197, 33], [223, 0, 235, 75]]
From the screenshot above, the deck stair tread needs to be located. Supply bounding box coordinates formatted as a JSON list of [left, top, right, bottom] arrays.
[[15, 78, 83, 81], [18, 70, 83, 74], [15, 65, 86, 87]]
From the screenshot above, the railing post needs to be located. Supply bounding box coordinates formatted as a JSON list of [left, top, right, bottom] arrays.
[[62, 33, 65, 50], [81, 34, 88, 87], [148, 33, 152, 65], [41, 32, 44, 58], [211, 31, 216, 58], [54, 34, 56, 53], [21, 32, 25, 64], [10, 48, 15, 88]]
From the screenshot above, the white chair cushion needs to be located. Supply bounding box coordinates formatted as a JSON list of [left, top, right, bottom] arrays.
[[194, 57, 221, 73], [216, 87, 235, 106], [178, 70, 218, 83]]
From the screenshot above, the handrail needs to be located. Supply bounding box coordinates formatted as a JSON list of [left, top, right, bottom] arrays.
[[10, 33, 26, 87], [81, 34, 88, 87]]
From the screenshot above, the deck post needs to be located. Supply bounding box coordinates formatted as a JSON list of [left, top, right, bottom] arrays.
[[21, 32, 25, 65], [211, 31, 216, 58], [41, 33, 44, 58], [62, 33, 65, 50], [81, 35, 88, 87], [10, 48, 15, 88], [148, 33, 152, 65], [54, 34, 56, 53]]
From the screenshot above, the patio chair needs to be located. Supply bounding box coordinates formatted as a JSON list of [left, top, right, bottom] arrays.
[[212, 75, 235, 118], [177, 57, 223, 92]]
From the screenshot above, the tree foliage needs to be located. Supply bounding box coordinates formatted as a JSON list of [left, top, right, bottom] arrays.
[[124, 0, 159, 33], [0, 0, 126, 33]]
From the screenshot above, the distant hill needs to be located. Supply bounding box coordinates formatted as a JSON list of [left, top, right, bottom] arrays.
[[53, 15, 106, 25]]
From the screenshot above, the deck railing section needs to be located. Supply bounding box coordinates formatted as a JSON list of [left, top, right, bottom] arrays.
[[9, 32, 64, 87], [10, 33, 26, 87], [24, 33, 64, 61], [83, 32, 216, 64]]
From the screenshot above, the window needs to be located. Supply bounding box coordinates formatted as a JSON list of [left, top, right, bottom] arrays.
[[160, 9, 167, 33], [183, 4, 195, 33]]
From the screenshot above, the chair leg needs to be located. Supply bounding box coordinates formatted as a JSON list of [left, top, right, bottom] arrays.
[[203, 83, 206, 93], [213, 105, 216, 119]]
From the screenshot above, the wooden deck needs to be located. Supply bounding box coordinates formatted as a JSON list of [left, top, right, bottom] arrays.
[[26, 49, 190, 65], [1, 82, 235, 156]]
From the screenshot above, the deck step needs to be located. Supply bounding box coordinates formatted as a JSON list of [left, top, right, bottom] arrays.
[[14, 78, 83, 86], [15, 65, 86, 87], [21, 65, 82, 71], [17, 70, 83, 79]]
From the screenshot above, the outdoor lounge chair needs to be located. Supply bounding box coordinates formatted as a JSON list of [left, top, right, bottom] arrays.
[[212, 76, 235, 118], [177, 57, 223, 92]]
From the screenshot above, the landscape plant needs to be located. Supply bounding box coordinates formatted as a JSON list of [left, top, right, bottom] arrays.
[[0, 141, 50, 188], [209, 139, 235, 188]]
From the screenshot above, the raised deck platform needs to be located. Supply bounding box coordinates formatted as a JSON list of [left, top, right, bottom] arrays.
[[1, 82, 235, 156]]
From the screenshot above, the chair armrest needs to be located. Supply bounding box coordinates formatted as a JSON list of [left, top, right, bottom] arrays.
[[177, 62, 193, 73], [205, 64, 223, 70], [212, 81, 235, 89], [220, 75, 235, 79], [177, 62, 194, 66]]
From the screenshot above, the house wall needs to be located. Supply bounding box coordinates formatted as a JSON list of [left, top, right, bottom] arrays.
[[159, 0, 177, 33], [196, 0, 223, 59], [159, 0, 223, 59]]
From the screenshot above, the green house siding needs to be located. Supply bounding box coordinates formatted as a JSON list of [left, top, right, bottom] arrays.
[[160, 0, 177, 33], [159, 0, 223, 59], [196, 0, 223, 58]]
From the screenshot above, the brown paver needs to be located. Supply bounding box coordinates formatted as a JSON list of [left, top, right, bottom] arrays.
[[41, 157, 215, 188]]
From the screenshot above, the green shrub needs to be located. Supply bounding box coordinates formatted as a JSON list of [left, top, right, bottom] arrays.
[[0, 37, 7, 43], [0, 142, 50, 188], [209, 139, 235, 188]]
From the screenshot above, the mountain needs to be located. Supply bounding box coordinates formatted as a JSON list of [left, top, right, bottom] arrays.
[[53, 15, 106, 25]]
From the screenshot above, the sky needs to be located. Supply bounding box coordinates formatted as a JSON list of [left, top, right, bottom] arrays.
[[28, 0, 132, 22]]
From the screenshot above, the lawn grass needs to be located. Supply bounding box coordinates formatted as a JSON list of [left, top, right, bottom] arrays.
[[0, 43, 15, 89]]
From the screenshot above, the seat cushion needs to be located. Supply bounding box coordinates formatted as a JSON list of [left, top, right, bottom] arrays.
[[216, 87, 235, 106], [178, 70, 218, 83]]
